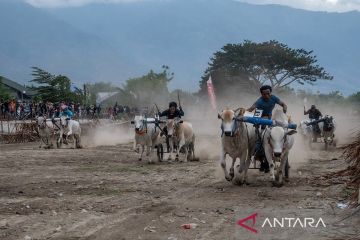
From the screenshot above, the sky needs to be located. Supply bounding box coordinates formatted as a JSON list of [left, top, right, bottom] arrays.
[[24, 0, 360, 12]]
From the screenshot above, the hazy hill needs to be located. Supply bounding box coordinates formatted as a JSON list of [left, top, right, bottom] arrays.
[[1, 0, 359, 94], [0, 0, 138, 87]]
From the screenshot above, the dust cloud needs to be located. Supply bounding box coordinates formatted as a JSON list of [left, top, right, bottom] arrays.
[[81, 91, 359, 174], [83, 122, 133, 147]]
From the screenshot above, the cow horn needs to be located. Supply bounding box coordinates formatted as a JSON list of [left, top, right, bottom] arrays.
[[233, 108, 241, 113]]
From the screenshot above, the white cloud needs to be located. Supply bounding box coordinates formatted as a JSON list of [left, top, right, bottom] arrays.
[[24, 0, 360, 12], [25, 0, 156, 8], [237, 0, 360, 12]]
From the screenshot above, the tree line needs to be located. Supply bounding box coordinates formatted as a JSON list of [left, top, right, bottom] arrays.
[[1, 40, 358, 111]]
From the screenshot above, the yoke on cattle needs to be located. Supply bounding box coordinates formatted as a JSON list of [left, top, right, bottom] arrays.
[[131, 116, 170, 161], [236, 116, 297, 130]]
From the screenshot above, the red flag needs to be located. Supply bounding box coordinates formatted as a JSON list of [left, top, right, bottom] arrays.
[[207, 75, 217, 110]]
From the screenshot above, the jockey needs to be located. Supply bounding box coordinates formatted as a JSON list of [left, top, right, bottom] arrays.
[[304, 105, 322, 120], [246, 85, 288, 172], [158, 101, 184, 119], [247, 85, 287, 118], [304, 105, 323, 138], [60, 104, 74, 120], [59, 104, 74, 144]]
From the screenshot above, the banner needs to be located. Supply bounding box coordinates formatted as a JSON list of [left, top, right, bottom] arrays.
[[207, 75, 217, 110]]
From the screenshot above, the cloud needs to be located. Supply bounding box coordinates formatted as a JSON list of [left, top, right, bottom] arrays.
[[237, 0, 360, 12], [25, 0, 157, 8], [24, 0, 360, 12]]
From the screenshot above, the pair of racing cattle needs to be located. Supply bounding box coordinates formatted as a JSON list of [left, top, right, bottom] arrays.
[[218, 108, 296, 187], [132, 116, 195, 164], [36, 116, 82, 149]]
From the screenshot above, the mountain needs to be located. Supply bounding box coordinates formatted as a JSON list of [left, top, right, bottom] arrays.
[[0, 0, 139, 87], [1, 0, 359, 94]]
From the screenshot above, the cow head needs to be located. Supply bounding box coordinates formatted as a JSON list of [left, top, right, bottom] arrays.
[[133, 115, 147, 134], [59, 116, 68, 127], [323, 115, 334, 131], [299, 120, 312, 135], [166, 118, 183, 137], [37, 116, 47, 129], [218, 108, 245, 137], [269, 127, 297, 158]]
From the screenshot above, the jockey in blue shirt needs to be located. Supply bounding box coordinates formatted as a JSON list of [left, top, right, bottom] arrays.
[[247, 85, 287, 118], [246, 85, 288, 172], [60, 105, 74, 119]]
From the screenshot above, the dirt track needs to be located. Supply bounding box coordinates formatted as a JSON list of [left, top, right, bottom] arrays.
[[0, 136, 359, 240]]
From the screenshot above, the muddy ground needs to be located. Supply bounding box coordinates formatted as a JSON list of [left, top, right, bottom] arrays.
[[0, 133, 359, 240]]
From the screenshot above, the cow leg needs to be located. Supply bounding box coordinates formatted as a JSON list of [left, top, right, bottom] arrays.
[[229, 157, 237, 181], [175, 139, 182, 162], [264, 144, 275, 182], [190, 139, 195, 160], [177, 136, 186, 162], [146, 145, 152, 164], [40, 136, 45, 148], [168, 137, 173, 161], [139, 145, 144, 161], [57, 130, 63, 148], [133, 136, 137, 152], [278, 151, 289, 186], [237, 150, 249, 184], [183, 145, 189, 163], [190, 135, 195, 161], [75, 134, 82, 149], [243, 143, 255, 184], [220, 150, 231, 181]]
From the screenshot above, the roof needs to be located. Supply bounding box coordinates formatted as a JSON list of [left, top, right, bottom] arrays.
[[0, 76, 37, 96], [96, 92, 119, 104]]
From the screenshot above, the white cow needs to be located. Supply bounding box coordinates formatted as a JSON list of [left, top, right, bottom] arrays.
[[36, 116, 58, 149], [263, 110, 296, 186], [166, 118, 195, 162], [133, 115, 161, 163], [58, 116, 82, 149], [218, 108, 256, 184]]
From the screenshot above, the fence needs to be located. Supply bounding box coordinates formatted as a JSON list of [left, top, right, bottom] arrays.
[[0, 119, 39, 144]]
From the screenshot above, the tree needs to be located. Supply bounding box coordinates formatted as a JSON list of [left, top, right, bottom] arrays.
[[30, 67, 83, 103], [200, 40, 333, 95], [0, 76, 11, 100], [348, 91, 360, 109], [348, 91, 360, 101], [122, 66, 174, 107]]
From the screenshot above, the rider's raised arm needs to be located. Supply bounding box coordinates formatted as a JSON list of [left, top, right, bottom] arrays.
[[278, 99, 287, 114]]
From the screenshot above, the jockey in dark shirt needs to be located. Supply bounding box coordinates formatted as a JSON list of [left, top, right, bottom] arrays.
[[304, 105, 322, 120], [159, 101, 184, 119], [304, 105, 323, 136]]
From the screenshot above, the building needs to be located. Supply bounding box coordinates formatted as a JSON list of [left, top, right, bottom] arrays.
[[0, 76, 36, 100]]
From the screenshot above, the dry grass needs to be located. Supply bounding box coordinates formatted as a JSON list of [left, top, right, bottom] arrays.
[[340, 131, 360, 206]]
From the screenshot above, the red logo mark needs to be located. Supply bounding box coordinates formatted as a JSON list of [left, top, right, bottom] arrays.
[[237, 213, 258, 233]]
